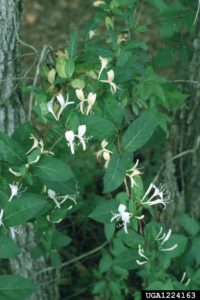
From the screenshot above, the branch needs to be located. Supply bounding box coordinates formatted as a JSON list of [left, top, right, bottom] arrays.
[[28, 45, 51, 121], [36, 240, 109, 276]]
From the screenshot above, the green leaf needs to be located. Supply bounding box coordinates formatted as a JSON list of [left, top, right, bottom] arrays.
[[120, 230, 144, 248], [33, 157, 74, 182], [104, 223, 115, 241], [179, 213, 199, 236], [89, 199, 118, 224], [99, 253, 112, 273], [68, 31, 78, 58], [56, 55, 68, 78], [4, 193, 49, 227], [50, 250, 62, 268], [160, 20, 179, 39], [162, 234, 187, 258], [0, 275, 37, 300], [51, 232, 72, 249], [145, 0, 167, 11], [147, 281, 166, 290], [103, 154, 126, 193], [113, 249, 138, 270], [191, 237, 200, 265], [92, 280, 107, 294], [0, 132, 26, 165], [121, 112, 157, 153], [81, 115, 116, 140], [64, 58, 75, 79], [0, 236, 20, 258]]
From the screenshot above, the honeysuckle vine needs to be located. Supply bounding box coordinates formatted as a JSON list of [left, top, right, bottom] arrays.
[[0, 0, 196, 297]]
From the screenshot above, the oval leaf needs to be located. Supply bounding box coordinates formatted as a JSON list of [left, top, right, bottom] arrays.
[[81, 116, 116, 140], [89, 199, 118, 224], [0, 132, 26, 165], [0, 275, 37, 300], [33, 157, 74, 182], [121, 112, 157, 153], [113, 249, 139, 270], [4, 193, 49, 227], [103, 154, 126, 193], [0, 236, 20, 258]]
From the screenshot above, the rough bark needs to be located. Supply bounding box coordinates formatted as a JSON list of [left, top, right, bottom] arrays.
[[0, 1, 59, 299], [163, 22, 200, 227]]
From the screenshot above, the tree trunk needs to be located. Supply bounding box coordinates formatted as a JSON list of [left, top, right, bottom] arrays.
[[163, 22, 200, 227], [0, 1, 59, 299]]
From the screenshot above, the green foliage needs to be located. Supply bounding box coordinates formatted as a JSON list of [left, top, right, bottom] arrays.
[[0, 0, 199, 298], [0, 236, 20, 258], [0, 276, 37, 300]]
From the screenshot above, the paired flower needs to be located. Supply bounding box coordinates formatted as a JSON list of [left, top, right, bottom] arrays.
[[26, 134, 53, 156], [65, 125, 87, 155], [136, 244, 149, 265], [156, 227, 178, 252], [99, 70, 118, 94], [47, 189, 77, 209], [141, 183, 170, 210], [98, 57, 118, 94], [47, 93, 74, 121], [96, 140, 113, 168], [180, 272, 191, 286], [98, 56, 108, 79], [126, 160, 141, 188], [75, 89, 96, 115], [111, 204, 132, 234]]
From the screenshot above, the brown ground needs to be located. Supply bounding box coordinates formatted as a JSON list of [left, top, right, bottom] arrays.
[[21, 0, 94, 75]]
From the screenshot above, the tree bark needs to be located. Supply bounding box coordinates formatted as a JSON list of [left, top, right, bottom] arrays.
[[0, 1, 59, 299], [163, 22, 200, 227]]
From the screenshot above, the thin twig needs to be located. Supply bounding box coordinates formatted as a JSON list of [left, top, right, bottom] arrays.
[[28, 45, 51, 121], [193, 0, 200, 25], [14, 14, 38, 54], [152, 136, 200, 184], [36, 240, 109, 276], [166, 79, 200, 85]]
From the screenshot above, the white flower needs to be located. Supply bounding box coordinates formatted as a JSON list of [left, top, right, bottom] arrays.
[[8, 183, 19, 202], [136, 244, 149, 265], [111, 204, 132, 234], [9, 168, 22, 177], [0, 209, 4, 227], [26, 134, 54, 157], [47, 189, 77, 209], [126, 160, 142, 188], [180, 272, 191, 286], [75, 89, 96, 115], [65, 131, 75, 155], [98, 56, 108, 79], [93, 0, 106, 7], [86, 93, 97, 115], [89, 30, 96, 39], [96, 140, 113, 168], [9, 227, 20, 240], [100, 70, 118, 94], [28, 155, 40, 165], [141, 183, 170, 210], [26, 134, 39, 155], [47, 93, 74, 121], [156, 227, 178, 252], [77, 125, 87, 151], [65, 125, 87, 154]]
